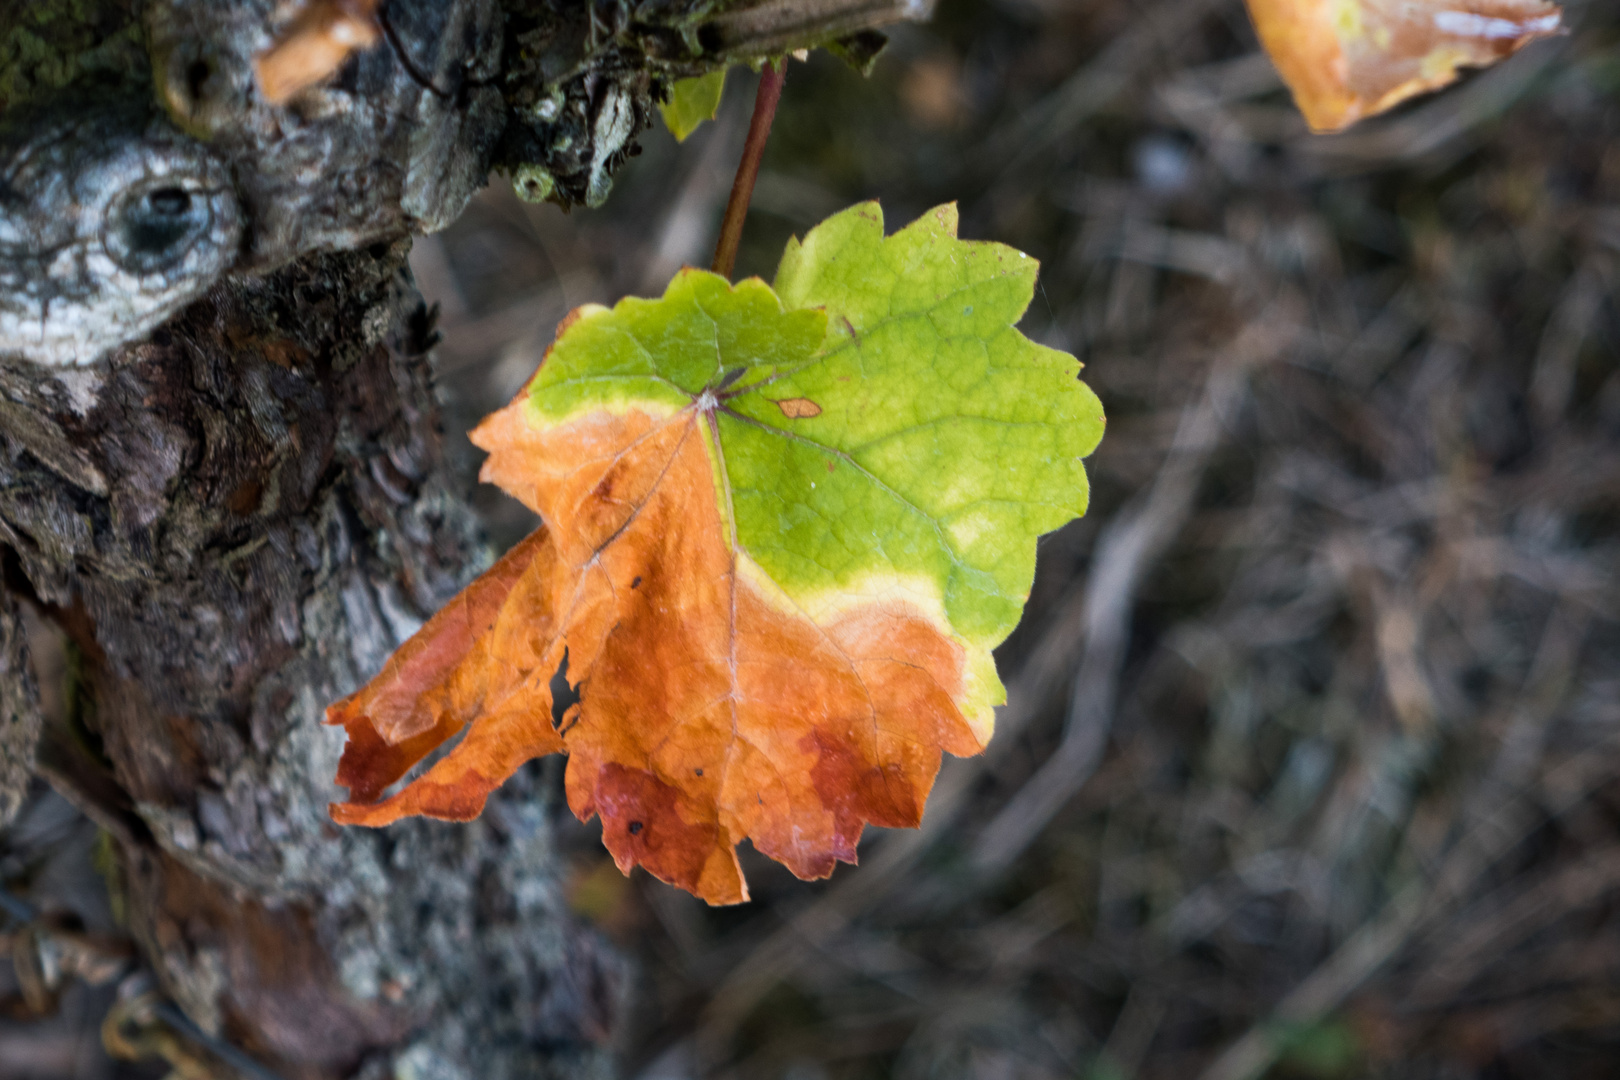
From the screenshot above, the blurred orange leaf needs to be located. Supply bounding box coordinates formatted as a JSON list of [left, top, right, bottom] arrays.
[[1246, 0, 1562, 132], [255, 0, 380, 105]]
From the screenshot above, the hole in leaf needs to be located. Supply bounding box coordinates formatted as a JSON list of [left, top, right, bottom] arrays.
[[549, 648, 581, 729]]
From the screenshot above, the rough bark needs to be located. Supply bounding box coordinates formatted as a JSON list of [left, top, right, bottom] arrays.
[[7, 244, 622, 1079], [0, 0, 931, 1075]]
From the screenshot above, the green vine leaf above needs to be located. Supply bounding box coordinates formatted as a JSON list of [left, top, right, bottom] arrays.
[[659, 69, 729, 141]]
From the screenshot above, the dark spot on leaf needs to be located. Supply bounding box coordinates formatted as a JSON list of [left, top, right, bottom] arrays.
[[717, 366, 747, 390], [694, 768, 703, 776], [628, 821, 643, 835], [774, 398, 822, 419], [631, 576, 642, 589], [825, 460, 836, 474]]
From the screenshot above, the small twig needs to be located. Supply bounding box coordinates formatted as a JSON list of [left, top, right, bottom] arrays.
[[711, 60, 787, 279], [154, 1002, 290, 1080]]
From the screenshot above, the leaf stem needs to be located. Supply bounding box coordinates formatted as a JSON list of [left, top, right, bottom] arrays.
[[711, 59, 787, 280]]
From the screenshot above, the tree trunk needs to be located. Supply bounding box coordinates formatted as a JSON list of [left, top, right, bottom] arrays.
[[5, 244, 621, 1079], [0, 1, 930, 1075]]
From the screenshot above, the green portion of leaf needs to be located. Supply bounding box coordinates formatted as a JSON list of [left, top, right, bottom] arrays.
[[523, 203, 1104, 693], [659, 69, 728, 142], [525, 274, 824, 422], [739, 202, 1104, 646]]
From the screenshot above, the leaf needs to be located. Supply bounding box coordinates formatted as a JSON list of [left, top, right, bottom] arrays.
[[328, 203, 1105, 904], [1246, 0, 1562, 132], [255, 0, 381, 105], [659, 70, 729, 142]]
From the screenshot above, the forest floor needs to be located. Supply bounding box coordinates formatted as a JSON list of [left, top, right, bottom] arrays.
[[5, 0, 1620, 1077]]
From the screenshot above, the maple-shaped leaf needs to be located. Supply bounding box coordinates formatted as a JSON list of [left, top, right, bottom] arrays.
[[1246, 0, 1562, 132], [329, 203, 1104, 903]]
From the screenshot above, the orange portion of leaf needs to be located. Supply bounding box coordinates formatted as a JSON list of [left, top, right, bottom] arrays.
[[531, 411, 975, 901], [332, 401, 979, 903], [1246, 0, 1562, 132], [330, 527, 566, 823]]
